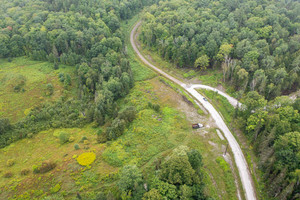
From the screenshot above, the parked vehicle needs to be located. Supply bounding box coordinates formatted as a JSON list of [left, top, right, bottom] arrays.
[[192, 123, 204, 129], [203, 97, 208, 101]]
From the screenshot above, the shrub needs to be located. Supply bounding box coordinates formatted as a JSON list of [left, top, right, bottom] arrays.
[[148, 102, 160, 112], [33, 161, 56, 174], [39, 161, 57, 173], [6, 159, 15, 167], [80, 136, 88, 143], [76, 152, 96, 166], [97, 132, 107, 143], [74, 144, 80, 150], [27, 133, 33, 138], [69, 136, 75, 142], [33, 165, 40, 174], [50, 184, 61, 193], [59, 132, 70, 144], [58, 73, 65, 82], [46, 83, 54, 96], [4, 171, 13, 178], [83, 140, 90, 145], [20, 169, 30, 176]]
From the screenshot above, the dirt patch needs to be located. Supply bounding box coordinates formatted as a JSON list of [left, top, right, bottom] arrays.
[[216, 84, 226, 92], [149, 77, 210, 125]]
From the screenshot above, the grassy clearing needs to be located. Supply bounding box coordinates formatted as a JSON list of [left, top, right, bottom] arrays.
[[0, 57, 76, 122]]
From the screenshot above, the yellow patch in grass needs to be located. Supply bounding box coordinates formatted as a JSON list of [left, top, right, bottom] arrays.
[[76, 152, 96, 166]]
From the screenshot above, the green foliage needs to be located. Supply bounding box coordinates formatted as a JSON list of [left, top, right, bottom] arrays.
[[58, 132, 69, 144], [187, 149, 203, 170], [118, 106, 137, 123], [148, 102, 160, 112], [64, 74, 71, 88], [50, 184, 61, 193], [160, 154, 197, 186], [46, 83, 54, 96], [32, 165, 40, 174], [142, 189, 163, 200], [140, 0, 300, 99], [0, 0, 157, 148], [150, 178, 178, 199], [274, 132, 300, 171], [117, 165, 143, 192], [68, 136, 75, 142], [80, 136, 88, 143], [74, 143, 80, 150], [240, 97, 300, 198], [6, 159, 15, 167], [243, 91, 267, 112], [194, 55, 209, 70]]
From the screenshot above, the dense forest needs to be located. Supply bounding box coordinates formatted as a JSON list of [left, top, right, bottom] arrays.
[[0, 0, 161, 146], [140, 0, 300, 100], [139, 0, 300, 199]]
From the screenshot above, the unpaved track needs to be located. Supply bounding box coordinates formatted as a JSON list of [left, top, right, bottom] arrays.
[[131, 21, 256, 200]]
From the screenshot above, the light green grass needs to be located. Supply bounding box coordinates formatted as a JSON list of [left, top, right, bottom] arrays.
[[0, 57, 76, 122]]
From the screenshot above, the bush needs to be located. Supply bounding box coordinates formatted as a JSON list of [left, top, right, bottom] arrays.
[[74, 144, 80, 150], [58, 73, 65, 82], [148, 102, 160, 112], [69, 136, 75, 142], [33, 161, 57, 174], [4, 171, 13, 178], [46, 83, 54, 96], [50, 184, 61, 193], [20, 169, 30, 176], [80, 136, 88, 143], [33, 165, 40, 174], [27, 133, 33, 138], [97, 132, 107, 144], [76, 152, 96, 166], [6, 159, 15, 167], [59, 132, 70, 144], [39, 161, 57, 173], [83, 140, 90, 145]]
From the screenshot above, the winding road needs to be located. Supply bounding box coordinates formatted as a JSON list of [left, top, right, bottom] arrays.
[[131, 21, 256, 200]]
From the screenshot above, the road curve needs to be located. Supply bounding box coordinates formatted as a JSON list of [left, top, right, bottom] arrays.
[[131, 21, 256, 200], [190, 84, 241, 108]]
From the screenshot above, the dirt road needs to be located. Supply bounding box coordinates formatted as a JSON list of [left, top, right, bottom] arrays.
[[131, 21, 256, 200]]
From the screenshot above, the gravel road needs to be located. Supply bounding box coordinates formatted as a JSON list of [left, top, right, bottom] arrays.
[[131, 21, 257, 200]]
